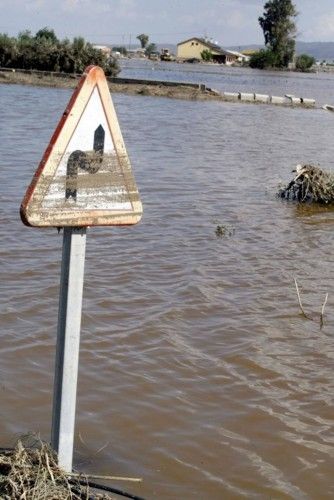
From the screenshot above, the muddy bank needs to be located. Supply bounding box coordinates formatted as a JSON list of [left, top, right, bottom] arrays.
[[0, 68, 318, 107], [0, 68, 222, 102]]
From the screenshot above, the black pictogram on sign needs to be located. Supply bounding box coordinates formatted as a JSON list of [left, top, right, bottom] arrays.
[[65, 125, 105, 201]]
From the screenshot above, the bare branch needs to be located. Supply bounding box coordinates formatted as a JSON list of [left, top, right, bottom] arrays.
[[294, 278, 311, 319], [320, 293, 329, 329], [68, 472, 142, 482]]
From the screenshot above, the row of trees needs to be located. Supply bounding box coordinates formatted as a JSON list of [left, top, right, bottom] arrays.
[[250, 0, 315, 71], [0, 28, 119, 76]]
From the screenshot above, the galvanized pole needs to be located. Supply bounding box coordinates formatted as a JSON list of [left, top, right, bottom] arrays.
[[51, 226, 87, 472]]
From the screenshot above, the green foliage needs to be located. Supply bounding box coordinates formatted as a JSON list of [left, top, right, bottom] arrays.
[[17, 30, 33, 42], [201, 49, 213, 62], [35, 27, 58, 44], [249, 48, 277, 69], [0, 28, 119, 76], [0, 34, 17, 67], [295, 53, 315, 71], [136, 33, 149, 49], [145, 43, 157, 56], [258, 0, 297, 68]]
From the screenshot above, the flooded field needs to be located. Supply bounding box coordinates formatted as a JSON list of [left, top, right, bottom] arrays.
[[120, 58, 334, 106], [1, 66, 334, 498]]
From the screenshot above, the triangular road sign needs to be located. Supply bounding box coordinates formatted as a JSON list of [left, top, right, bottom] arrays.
[[20, 65, 142, 227]]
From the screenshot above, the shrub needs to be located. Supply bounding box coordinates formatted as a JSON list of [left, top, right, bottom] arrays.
[[201, 49, 213, 62], [249, 49, 277, 69], [295, 54, 315, 71]]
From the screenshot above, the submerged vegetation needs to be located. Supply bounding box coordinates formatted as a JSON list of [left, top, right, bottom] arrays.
[[0, 27, 119, 76], [279, 164, 334, 204], [214, 222, 235, 238]]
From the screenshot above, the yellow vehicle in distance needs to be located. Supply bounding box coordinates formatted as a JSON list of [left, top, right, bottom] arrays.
[[160, 48, 174, 61]]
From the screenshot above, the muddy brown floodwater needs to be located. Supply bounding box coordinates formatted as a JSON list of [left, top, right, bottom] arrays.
[[1, 66, 334, 499]]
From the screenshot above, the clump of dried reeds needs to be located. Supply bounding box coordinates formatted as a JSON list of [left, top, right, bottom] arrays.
[[0, 435, 109, 499], [278, 164, 334, 204]]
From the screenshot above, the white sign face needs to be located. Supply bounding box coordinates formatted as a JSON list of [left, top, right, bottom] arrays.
[[21, 66, 142, 227]]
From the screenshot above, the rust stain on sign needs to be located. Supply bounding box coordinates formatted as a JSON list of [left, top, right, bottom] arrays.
[[20, 65, 142, 227]]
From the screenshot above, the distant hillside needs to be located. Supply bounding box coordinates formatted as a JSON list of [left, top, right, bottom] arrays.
[[295, 42, 334, 61], [228, 42, 334, 61]]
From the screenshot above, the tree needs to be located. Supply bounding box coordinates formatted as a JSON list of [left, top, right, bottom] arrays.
[[145, 43, 157, 56], [35, 27, 58, 44], [136, 33, 149, 49], [0, 34, 17, 67], [17, 30, 33, 42], [258, 0, 297, 68]]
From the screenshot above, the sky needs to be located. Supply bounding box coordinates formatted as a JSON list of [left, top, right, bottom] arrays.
[[0, 0, 334, 47]]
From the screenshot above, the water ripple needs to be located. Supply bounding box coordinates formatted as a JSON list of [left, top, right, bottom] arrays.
[[1, 79, 334, 498]]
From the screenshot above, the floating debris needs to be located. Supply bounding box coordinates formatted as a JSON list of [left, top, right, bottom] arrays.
[[322, 104, 334, 112], [278, 164, 334, 204], [214, 223, 235, 238], [0, 435, 143, 499], [0, 437, 85, 499]]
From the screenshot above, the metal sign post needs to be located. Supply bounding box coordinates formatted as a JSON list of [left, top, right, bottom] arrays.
[[51, 227, 86, 471], [20, 65, 142, 472]]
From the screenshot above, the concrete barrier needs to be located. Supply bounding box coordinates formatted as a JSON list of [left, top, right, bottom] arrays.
[[285, 95, 315, 106], [254, 93, 270, 103], [270, 95, 289, 105], [239, 92, 255, 102], [301, 98, 316, 107], [223, 92, 240, 100]]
